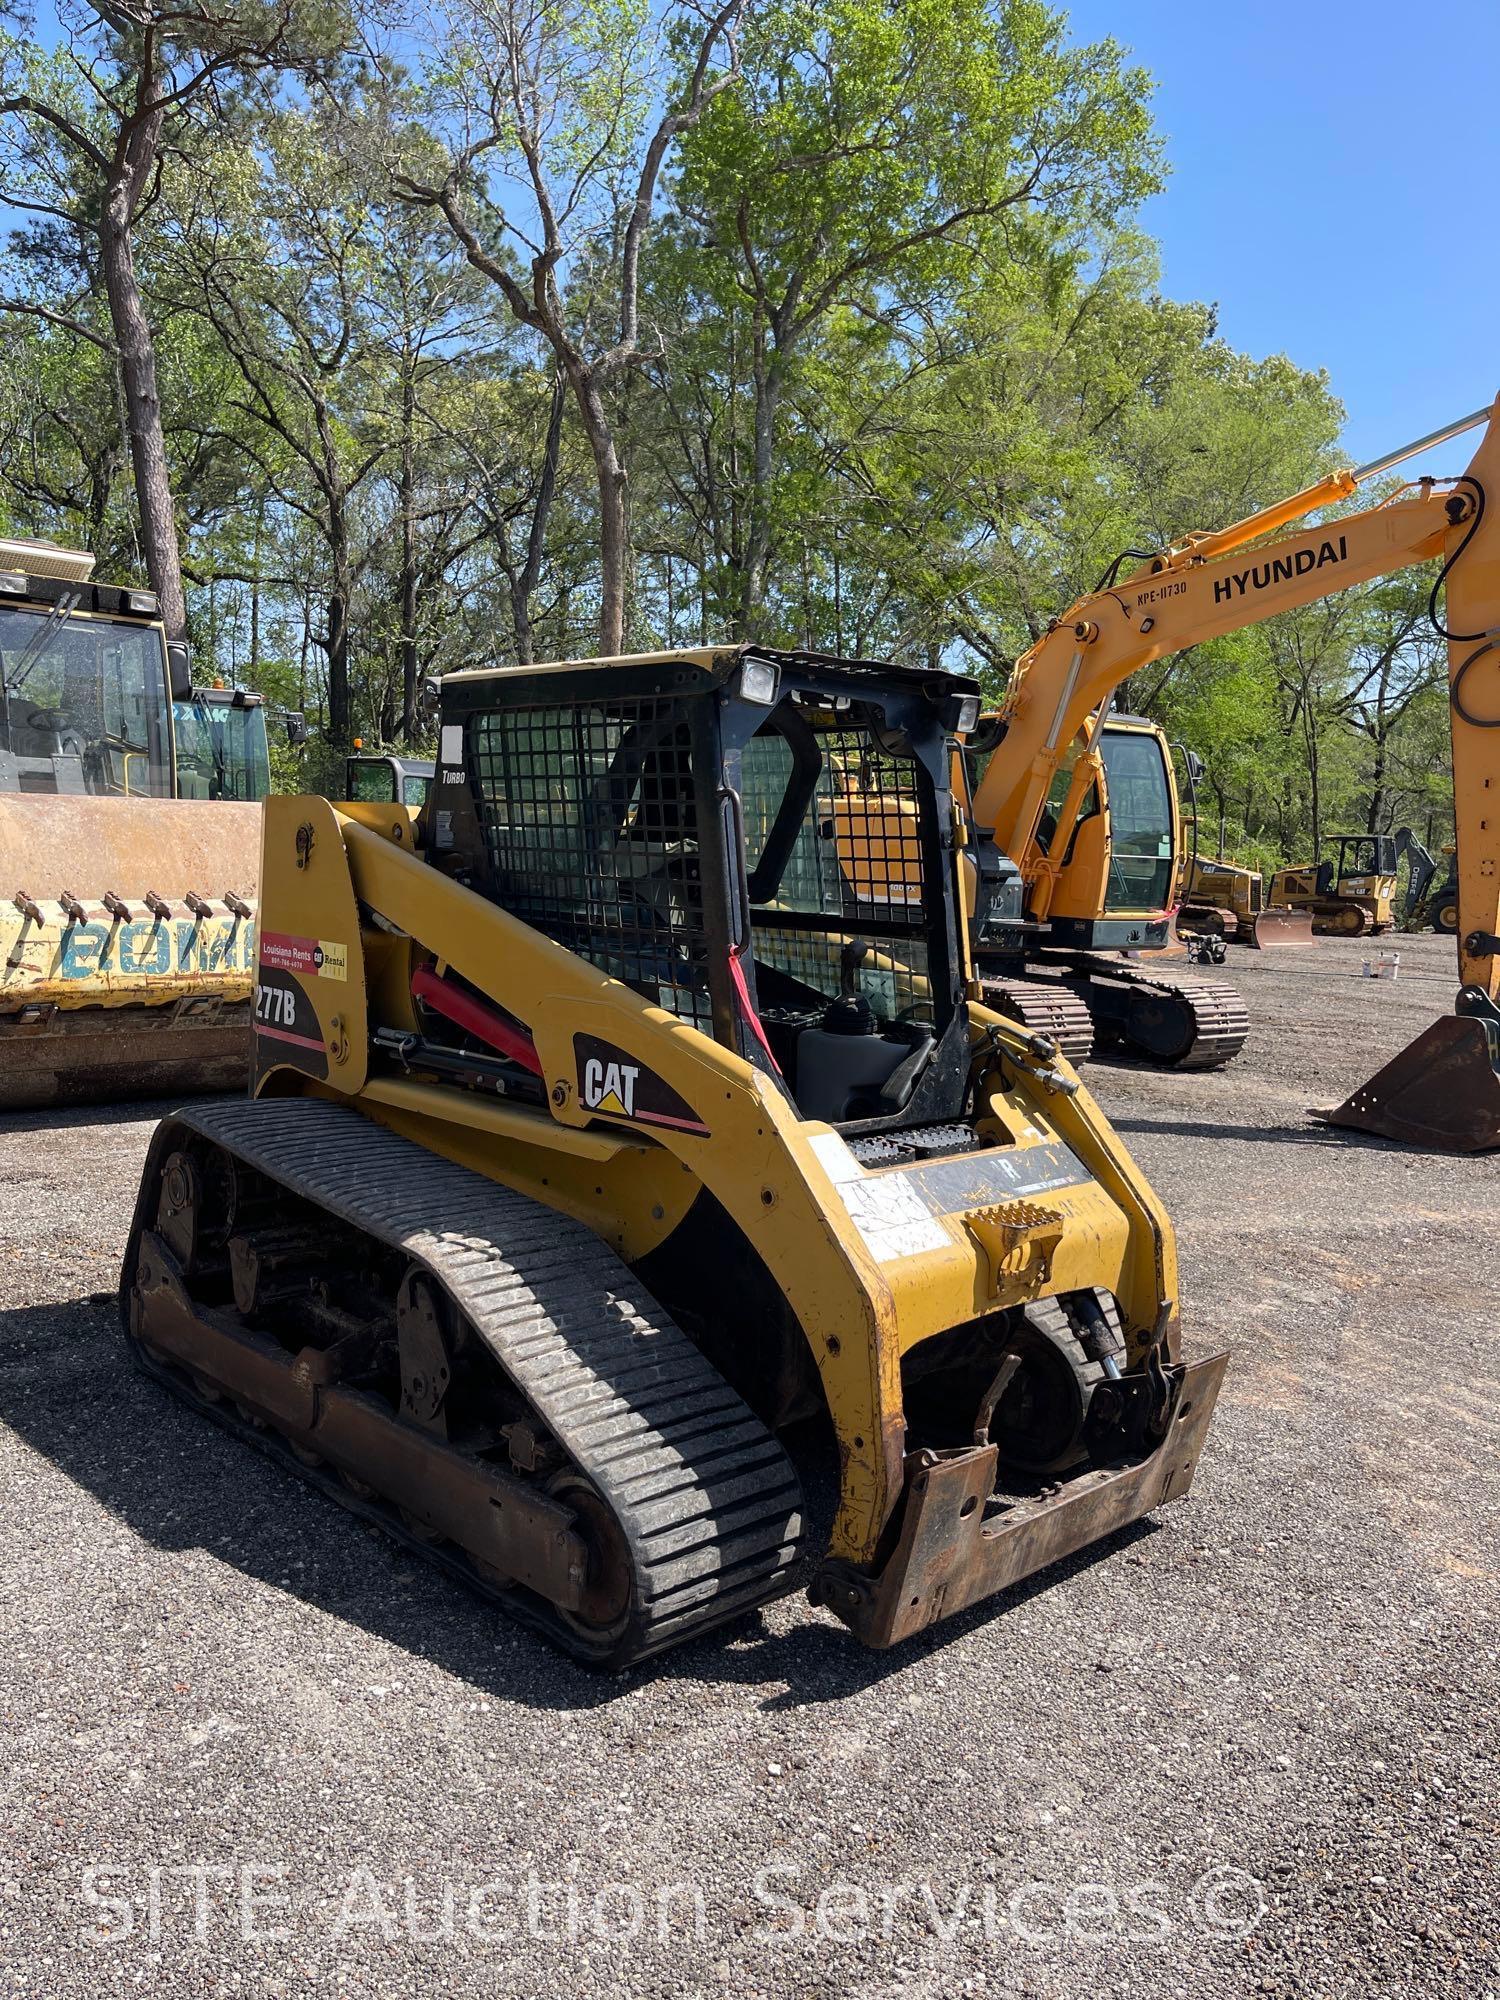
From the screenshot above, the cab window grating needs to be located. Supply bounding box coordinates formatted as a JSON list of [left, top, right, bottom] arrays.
[[468, 698, 715, 1033], [740, 720, 933, 1022]]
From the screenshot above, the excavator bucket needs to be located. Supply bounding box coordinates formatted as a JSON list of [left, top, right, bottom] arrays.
[[1316, 1012, 1500, 1152], [0, 793, 260, 1110], [1249, 906, 1318, 947]]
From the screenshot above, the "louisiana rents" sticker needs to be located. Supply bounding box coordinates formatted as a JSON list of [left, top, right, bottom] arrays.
[[259, 930, 348, 982]]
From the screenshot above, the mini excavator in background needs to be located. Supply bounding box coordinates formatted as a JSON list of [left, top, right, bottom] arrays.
[[121, 644, 1229, 1665], [959, 395, 1500, 1151]]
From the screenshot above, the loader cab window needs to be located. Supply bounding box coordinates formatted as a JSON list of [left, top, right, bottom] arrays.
[[0, 605, 171, 796], [737, 710, 933, 1026], [463, 660, 965, 1129], [726, 678, 964, 1125], [346, 755, 432, 807], [1099, 728, 1174, 912], [173, 695, 271, 801]]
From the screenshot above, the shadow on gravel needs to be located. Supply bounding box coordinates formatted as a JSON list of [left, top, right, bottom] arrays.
[[0, 1297, 1159, 1713], [0, 1094, 223, 1137], [1109, 1114, 1396, 1150]]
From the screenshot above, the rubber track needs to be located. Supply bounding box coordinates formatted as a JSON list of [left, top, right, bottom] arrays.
[[980, 978, 1096, 1064], [127, 1096, 805, 1665], [1057, 952, 1250, 1072]]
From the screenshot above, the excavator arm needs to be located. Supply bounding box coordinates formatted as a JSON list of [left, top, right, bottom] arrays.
[[970, 395, 1500, 1147]]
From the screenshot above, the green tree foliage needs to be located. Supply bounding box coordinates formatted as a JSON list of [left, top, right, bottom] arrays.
[[0, 0, 1459, 859]]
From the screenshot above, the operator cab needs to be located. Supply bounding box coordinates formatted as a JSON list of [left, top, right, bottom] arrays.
[[0, 544, 175, 797], [346, 751, 434, 809], [174, 686, 273, 800], [425, 646, 980, 1137], [1332, 833, 1397, 882]]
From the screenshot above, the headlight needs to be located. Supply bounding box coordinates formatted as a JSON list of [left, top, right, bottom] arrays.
[[125, 588, 159, 615], [737, 657, 780, 706]]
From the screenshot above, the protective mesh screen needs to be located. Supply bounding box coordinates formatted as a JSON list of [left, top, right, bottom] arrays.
[[741, 721, 932, 1021], [469, 700, 714, 1030]]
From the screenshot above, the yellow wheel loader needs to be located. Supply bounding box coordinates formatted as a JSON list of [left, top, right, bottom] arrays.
[[120, 645, 1227, 1665], [0, 539, 266, 1108]]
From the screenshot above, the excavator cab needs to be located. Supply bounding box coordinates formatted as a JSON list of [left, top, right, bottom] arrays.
[[1032, 716, 1178, 949], [962, 713, 1248, 1070]]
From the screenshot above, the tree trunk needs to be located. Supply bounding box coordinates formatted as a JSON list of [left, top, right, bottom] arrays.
[[398, 370, 420, 740], [510, 369, 566, 666], [565, 358, 629, 655], [99, 161, 188, 641], [739, 327, 784, 638], [326, 498, 352, 744]]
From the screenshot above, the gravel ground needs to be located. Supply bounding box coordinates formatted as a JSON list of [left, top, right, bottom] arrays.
[[0, 932, 1495, 1998]]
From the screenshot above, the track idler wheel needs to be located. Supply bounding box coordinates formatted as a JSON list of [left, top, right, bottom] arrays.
[[545, 1471, 634, 1655], [987, 1304, 1105, 1477]]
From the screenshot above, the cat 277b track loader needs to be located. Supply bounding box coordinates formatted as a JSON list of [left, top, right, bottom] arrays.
[[121, 646, 1226, 1665]]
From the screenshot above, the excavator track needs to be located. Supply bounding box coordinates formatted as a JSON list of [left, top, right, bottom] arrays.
[[978, 977, 1096, 1064], [1050, 952, 1250, 1071], [120, 1097, 805, 1668]]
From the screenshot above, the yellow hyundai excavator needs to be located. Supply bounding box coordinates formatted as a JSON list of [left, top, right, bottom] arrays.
[[964, 396, 1500, 1152], [120, 644, 1228, 1664], [960, 708, 1252, 1068], [0, 538, 267, 1108]]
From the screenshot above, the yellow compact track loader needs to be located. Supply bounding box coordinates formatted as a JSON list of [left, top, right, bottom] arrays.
[[121, 645, 1226, 1665], [0, 540, 266, 1107]]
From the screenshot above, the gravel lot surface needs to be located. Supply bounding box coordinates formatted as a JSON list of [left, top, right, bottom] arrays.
[[0, 932, 1494, 1998]]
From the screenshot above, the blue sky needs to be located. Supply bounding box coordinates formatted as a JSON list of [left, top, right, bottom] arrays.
[[1063, 0, 1500, 466]]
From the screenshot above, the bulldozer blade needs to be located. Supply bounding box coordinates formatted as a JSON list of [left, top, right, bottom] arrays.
[[1249, 906, 1318, 947], [1315, 1013, 1500, 1152]]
